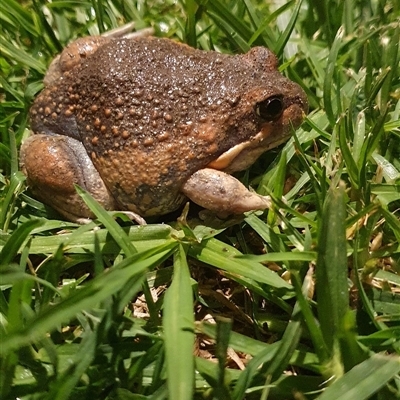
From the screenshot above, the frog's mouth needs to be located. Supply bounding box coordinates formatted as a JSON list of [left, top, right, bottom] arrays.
[[207, 103, 306, 173], [206, 123, 293, 173], [206, 133, 286, 173]]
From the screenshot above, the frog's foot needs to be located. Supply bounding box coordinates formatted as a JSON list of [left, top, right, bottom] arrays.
[[181, 168, 272, 215], [20, 134, 116, 222]]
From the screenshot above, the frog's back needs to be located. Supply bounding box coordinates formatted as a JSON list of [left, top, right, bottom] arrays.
[[74, 38, 234, 154]]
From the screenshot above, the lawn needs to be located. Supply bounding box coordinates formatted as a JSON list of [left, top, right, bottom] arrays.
[[1, 0, 399, 399]]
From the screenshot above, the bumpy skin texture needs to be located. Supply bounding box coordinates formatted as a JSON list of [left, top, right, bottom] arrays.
[[21, 36, 308, 220]]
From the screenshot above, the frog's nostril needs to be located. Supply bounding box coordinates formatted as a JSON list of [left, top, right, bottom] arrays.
[[255, 96, 284, 121]]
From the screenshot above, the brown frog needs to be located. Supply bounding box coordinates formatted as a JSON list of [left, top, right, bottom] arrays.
[[20, 32, 308, 221]]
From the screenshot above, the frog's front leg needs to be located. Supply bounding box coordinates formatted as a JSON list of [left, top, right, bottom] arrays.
[[181, 168, 272, 215], [20, 134, 116, 222]]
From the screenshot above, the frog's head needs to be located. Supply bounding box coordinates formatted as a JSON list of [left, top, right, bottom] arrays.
[[207, 46, 308, 173]]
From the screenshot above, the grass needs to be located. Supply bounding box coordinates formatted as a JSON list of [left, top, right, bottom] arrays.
[[1, 0, 400, 399]]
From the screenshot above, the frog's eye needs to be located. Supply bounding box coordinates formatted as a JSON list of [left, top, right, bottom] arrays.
[[255, 96, 284, 121]]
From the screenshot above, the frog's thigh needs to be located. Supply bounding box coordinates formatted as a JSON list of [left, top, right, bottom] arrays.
[[181, 168, 272, 214], [20, 134, 116, 221]]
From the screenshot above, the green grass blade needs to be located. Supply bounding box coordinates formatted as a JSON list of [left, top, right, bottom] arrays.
[[183, 0, 198, 47], [274, 0, 303, 56], [1, 244, 174, 354], [338, 117, 360, 189], [199, 321, 322, 373], [232, 345, 279, 400], [0, 171, 26, 232], [0, 219, 43, 266], [291, 270, 329, 364], [189, 238, 292, 290], [0, 36, 47, 74], [32, 0, 62, 52], [1, 0, 38, 36], [163, 244, 195, 400], [238, 251, 317, 263], [316, 183, 349, 356], [205, 10, 251, 52], [245, 0, 293, 48], [266, 151, 287, 227], [44, 323, 103, 400], [316, 354, 400, 400], [214, 318, 233, 399], [76, 185, 138, 256], [263, 309, 302, 384], [323, 26, 344, 126], [204, 0, 253, 41], [91, 0, 106, 33], [17, 223, 175, 255], [361, 111, 388, 170], [378, 24, 399, 111], [196, 356, 240, 390]]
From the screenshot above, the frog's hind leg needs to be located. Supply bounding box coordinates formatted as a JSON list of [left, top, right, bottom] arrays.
[[182, 168, 272, 216], [20, 134, 116, 222]]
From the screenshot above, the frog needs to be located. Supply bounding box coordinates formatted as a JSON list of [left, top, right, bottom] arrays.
[[20, 30, 308, 222]]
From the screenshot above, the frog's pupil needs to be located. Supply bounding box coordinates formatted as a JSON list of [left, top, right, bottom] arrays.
[[256, 96, 284, 121]]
